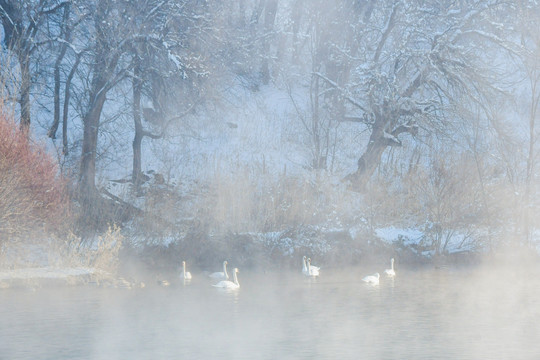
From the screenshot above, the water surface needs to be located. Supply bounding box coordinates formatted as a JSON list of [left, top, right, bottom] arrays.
[[1, 265, 539, 359]]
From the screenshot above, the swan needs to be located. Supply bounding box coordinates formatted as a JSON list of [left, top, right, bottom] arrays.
[[212, 268, 240, 289], [362, 272, 380, 284], [308, 258, 320, 272], [384, 258, 396, 277], [181, 261, 192, 280], [209, 261, 229, 280], [307, 258, 320, 277]]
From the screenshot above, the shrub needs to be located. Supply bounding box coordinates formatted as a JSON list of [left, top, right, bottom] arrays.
[[0, 106, 69, 242], [85, 225, 123, 275]]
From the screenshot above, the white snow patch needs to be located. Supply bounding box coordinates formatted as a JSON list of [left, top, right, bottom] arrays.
[[375, 227, 423, 245], [0, 267, 95, 280], [254, 229, 332, 256]]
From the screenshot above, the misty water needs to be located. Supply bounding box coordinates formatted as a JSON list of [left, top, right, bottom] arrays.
[[1, 265, 539, 359]]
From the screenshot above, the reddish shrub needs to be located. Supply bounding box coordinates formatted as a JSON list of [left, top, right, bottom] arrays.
[[0, 107, 69, 240]]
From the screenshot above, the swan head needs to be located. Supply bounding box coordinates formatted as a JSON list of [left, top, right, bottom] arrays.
[[303, 256, 307, 261], [391, 258, 394, 264], [182, 261, 186, 266], [223, 260, 228, 265]]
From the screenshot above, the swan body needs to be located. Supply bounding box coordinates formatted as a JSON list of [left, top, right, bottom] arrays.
[[209, 261, 229, 280], [213, 268, 239, 289], [307, 258, 320, 277], [384, 258, 396, 277], [362, 273, 380, 284], [181, 261, 192, 280], [308, 258, 320, 272]]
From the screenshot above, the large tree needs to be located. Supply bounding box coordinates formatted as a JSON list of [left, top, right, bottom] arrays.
[[298, 1, 511, 190], [128, 0, 210, 189]]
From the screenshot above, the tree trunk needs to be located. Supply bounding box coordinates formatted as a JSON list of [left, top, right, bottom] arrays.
[[79, 91, 107, 204], [49, 45, 67, 139], [79, 62, 112, 211], [48, 4, 71, 140], [18, 52, 31, 131], [132, 64, 144, 188], [344, 115, 395, 190], [260, 0, 278, 85], [62, 54, 81, 155], [346, 140, 388, 190]]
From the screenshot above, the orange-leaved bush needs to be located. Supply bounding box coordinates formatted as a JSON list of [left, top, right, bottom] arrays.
[[0, 107, 69, 240]]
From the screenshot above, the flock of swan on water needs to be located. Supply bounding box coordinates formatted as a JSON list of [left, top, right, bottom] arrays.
[[176, 257, 396, 289]]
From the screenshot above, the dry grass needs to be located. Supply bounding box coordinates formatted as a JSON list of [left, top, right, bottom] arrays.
[[194, 163, 360, 234], [87, 225, 124, 274], [51, 225, 124, 275]]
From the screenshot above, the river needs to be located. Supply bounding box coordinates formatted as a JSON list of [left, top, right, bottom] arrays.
[[1, 263, 539, 359]]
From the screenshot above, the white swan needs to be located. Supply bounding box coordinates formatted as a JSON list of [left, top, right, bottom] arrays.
[[212, 268, 240, 289], [181, 261, 192, 280], [362, 272, 380, 284], [308, 258, 320, 272], [307, 258, 320, 277], [209, 260, 229, 280], [384, 258, 396, 277]]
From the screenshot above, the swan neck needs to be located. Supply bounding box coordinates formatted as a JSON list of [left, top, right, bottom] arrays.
[[233, 270, 239, 286], [223, 262, 229, 277]]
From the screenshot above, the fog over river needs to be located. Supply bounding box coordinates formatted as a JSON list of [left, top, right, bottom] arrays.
[[1, 263, 539, 359]]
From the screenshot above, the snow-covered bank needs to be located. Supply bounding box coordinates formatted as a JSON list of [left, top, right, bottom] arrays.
[[0, 266, 144, 289], [0, 267, 95, 280], [0, 267, 97, 288]]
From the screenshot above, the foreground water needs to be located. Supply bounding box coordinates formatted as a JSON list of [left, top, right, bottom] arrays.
[[1, 264, 539, 359]]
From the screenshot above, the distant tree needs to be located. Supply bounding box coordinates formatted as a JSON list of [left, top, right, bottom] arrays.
[[408, 152, 483, 255], [46, 0, 84, 157], [498, 1, 540, 245], [260, 0, 278, 85], [128, 0, 210, 189], [0, 0, 69, 131]]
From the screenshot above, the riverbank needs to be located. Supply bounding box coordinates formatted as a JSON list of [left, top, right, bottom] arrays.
[[1, 224, 537, 290]]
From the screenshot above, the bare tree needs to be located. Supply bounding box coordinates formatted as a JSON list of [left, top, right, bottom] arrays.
[[288, 1, 367, 170], [506, 1, 540, 245], [297, 1, 512, 190], [0, 0, 69, 131], [77, 0, 126, 210], [127, 0, 210, 189]]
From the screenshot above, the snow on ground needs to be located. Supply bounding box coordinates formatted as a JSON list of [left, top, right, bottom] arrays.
[[253, 229, 332, 257], [375, 227, 424, 246], [375, 226, 479, 255], [0, 267, 95, 280], [97, 79, 364, 190]]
